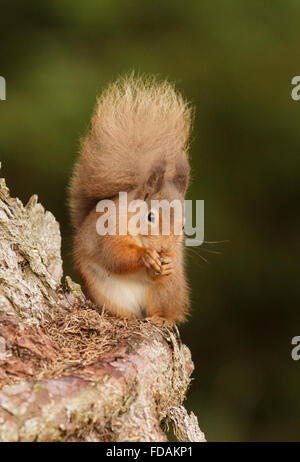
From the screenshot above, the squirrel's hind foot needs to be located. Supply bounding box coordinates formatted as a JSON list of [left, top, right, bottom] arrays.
[[145, 315, 174, 327]]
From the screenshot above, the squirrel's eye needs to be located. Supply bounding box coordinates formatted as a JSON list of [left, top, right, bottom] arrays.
[[148, 212, 155, 223]]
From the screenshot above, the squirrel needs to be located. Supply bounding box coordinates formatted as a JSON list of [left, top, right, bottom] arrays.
[[69, 74, 193, 324]]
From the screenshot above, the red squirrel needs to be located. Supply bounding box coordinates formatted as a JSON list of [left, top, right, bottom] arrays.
[[69, 75, 193, 324]]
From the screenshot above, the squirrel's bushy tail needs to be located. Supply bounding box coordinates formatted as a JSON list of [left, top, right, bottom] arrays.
[[69, 73, 192, 228]]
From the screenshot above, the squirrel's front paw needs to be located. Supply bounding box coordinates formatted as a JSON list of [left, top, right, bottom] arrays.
[[142, 248, 162, 274], [159, 254, 174, 276]]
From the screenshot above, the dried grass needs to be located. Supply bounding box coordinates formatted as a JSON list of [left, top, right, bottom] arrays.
[[38, 307, 144, 379]]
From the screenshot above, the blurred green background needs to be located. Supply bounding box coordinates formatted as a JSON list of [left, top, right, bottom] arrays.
[[1, 0, 300, 441]]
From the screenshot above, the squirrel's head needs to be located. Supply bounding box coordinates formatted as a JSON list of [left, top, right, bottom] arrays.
[[124, 157, 189, 253], [94, 156, 189, 254]]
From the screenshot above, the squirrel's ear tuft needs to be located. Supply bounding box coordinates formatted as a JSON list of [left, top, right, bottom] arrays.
[[143, 158, 166, 198], [173, 159, 190, 195]]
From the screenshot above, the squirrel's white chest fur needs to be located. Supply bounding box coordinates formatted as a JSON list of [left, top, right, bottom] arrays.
[[90, 263, 150, 318]]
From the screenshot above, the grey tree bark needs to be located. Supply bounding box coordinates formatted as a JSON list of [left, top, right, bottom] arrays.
[[0, 174, 205, 442]]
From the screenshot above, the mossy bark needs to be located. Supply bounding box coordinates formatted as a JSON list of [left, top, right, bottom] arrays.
[[0, 176, 205, 442]]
